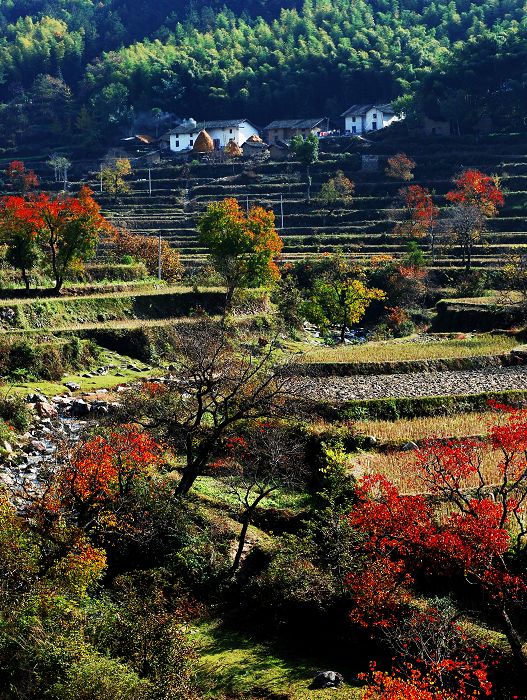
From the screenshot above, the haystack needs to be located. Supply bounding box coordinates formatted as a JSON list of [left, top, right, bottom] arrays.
[[225, 139, 242, 157], [246, 133, 264, 143], [192, 129, 214, 153]]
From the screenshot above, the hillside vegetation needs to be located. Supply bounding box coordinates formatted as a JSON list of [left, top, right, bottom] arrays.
[[0, 0, 526, 149]]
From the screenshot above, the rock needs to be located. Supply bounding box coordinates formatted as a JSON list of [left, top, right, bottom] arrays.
[[310, 671, 344, 689], [36, 401, 58, 419], [402, 441, 419, 451], [116, 385, 129, 393], [30, 440, 47, 453], [64, 382, 81, 392], [27, 392, 47, 403], [70, 399, 91, 417], [362, 435, 377, 448]]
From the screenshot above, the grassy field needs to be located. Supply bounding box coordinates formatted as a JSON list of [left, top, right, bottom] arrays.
[[194, 621, 364, 699], [7, 348, 155, 397], [355, 410, 507, 443], [351, 446, 505, 494], [297, 333, 518, 364], [193, 475, 312, 512]]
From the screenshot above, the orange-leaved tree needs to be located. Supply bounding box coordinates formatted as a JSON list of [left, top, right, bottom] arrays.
[[0, 196, 41, 290], [0, 186, 113, 292], [198, 197, 283, 308], [395, 185, 439, 259], [47, 424, 163, 529], [446, 169, 504, 217], [385, 153, 416, 181], [6, 160, 39, 193]]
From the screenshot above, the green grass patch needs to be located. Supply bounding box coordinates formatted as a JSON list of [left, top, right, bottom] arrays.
[[193, 476, 312, 512], [294, 334, 518, 364], [194, 621, 363, 699]]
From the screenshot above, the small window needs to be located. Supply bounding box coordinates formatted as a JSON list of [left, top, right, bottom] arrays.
[[230, 128, 233, 134], [175, 133, 179, 138], [189, 139, 194, 146], [352, 116, 356, 122], [176, 140, 180, 147], [373, 113, 377, 119]]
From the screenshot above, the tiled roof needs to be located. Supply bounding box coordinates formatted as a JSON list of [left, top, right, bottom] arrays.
[[170, 119, 256, 135], [264, 118, 326, 130], [341, 103, 395, 117]]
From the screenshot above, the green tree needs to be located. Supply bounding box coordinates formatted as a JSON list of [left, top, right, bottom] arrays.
[[101, 159, 132, 201], [304, 254, 385, 343], [290, 133, 319, 202]]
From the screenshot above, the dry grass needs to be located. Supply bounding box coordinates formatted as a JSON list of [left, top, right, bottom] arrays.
[[298, 334, 518, 364], [355, 411, 508, 443], [351, 447, 504, 495]]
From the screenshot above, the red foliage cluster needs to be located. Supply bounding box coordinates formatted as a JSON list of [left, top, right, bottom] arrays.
[[6, 160, 39, 193], [397, 185, 439, 239], [446, 169, 504, 217]]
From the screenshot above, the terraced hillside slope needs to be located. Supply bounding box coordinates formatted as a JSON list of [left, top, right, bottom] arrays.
[[81, 134, 527, 270]]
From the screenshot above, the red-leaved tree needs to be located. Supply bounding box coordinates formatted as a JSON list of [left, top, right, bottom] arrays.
[[396, 185, 439, 259], [346, 404, 527, 673], [6, 160, 39, 193], [446, 169, 504, 217]]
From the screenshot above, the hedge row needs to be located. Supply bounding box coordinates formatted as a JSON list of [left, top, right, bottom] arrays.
[[315, 389, 527, 422]]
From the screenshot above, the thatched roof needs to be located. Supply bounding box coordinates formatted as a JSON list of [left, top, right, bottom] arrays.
[[246, 134, 264, 143], [225, 139, 242, 157], [192, 129, 214, 153]]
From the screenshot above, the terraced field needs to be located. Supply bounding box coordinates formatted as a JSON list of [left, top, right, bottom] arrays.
[[74, 134, 527, 270]]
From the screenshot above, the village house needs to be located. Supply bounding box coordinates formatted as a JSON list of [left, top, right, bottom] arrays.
[[169, 119, 259, 152], [263, 118, 327, 145], [341, 104, 399, 134]]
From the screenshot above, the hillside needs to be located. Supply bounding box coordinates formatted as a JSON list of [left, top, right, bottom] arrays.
[[0, 0, 525, 152]]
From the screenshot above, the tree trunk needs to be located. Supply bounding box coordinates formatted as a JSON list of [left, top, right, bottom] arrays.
[[176, 465, 199, 496], [498, 607, 527, 671], [21, 268, 30, 292], [306, 166, 311, 203], [230, 512, 251, 575]]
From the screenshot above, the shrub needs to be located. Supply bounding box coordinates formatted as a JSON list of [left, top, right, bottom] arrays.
[[0, 395, 32, 431], [112, 231, 183, 283]]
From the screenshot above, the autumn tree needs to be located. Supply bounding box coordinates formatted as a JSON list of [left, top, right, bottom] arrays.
[[214, 422, 306, 574], [0, 198, 40, 290], [446, 169, 504, 217], [28, 187, 112, 291], [346, 404, 527, 672], [198, 197, 283, 308], [395, 185, 439, 259], [385, 153, 416, 181], [112, 229, 183, 282], [101, 158, 132, 200], [303, 253, 385, 342], [318, 170, 355, 224], [290, 132, 319, 201], [6, 161, 39, 193], [442, 170, 504, 270], [42, 424, 163, 530], [120, 319, 302, 496]]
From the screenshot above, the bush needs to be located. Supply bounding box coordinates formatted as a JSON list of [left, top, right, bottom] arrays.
[[52, 655, 150, 700], [112, 232, 184, 283], [68, 262, 149, 283], [0, 395, 32, 431], [455, 269, 489, 297]]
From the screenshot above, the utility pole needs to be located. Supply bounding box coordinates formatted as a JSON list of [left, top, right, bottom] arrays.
[[100, 164, 103, 193], [246, 195, 249, 213], [280, 193, 284, 229], [158, 233, 162, 281], [148, 168, 152, 196]]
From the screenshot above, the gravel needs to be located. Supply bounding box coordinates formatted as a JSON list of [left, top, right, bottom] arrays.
[[301, 366, 527, 401]]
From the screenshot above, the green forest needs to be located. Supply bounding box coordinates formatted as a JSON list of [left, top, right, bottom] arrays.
[[0, 0, 526, 150]]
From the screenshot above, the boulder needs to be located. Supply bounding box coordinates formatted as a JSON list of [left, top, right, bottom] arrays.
[[36, 401, 58, 419], [402, 441, 419, 451], [70, 399, 91, 417], [64, 382, 81, 392], [310, 671, 344, 689], [27, 392, 47, 403]]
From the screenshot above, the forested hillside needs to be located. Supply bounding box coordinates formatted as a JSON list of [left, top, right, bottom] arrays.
[[0, 0, 526, 150]]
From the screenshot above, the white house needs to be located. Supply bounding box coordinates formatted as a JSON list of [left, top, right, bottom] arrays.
[[341, 104, 400, 134], [169, 118, 259, 152]]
